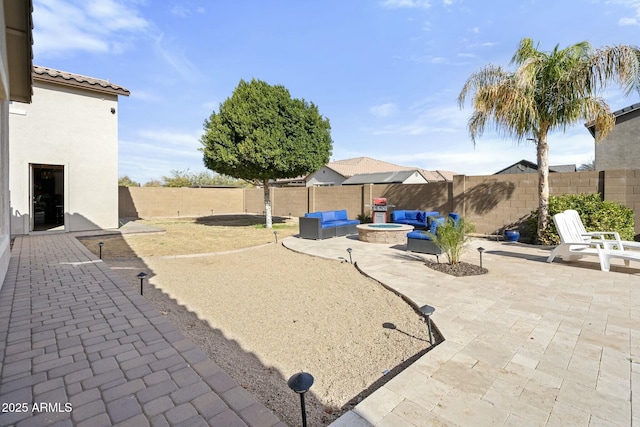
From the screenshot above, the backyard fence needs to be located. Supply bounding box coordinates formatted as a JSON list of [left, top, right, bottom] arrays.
[[119, 169, 640, 240]]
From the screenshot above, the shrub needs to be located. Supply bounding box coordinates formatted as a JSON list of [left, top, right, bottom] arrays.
[[528, 193, 634, 245], [427, 217, 476, 265], [357, 213, 372, 223]]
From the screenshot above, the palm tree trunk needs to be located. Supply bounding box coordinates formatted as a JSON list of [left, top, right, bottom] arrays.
[[263, 179, 273, 229], [536, 137, 550, 243]]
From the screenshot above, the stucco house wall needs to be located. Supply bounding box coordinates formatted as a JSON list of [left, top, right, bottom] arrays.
[[1, 0, 33, 286], [594, 106, 640, 171], [9, 69, 128, 234], [305, 166, 345, 186]]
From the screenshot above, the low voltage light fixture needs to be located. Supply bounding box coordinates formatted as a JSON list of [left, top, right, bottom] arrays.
[[274, 230, 278, 244], [419, 304, 436, 345], [346, 248, 353, 264], [287, 372, 314, 427], [98, 242, 104, 259], [137, 272, 148, 296], [477, 246, 485, 269]]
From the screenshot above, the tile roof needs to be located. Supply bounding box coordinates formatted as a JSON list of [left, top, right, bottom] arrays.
[[325, 157, 416, 177], [33, 65, 130, 97]]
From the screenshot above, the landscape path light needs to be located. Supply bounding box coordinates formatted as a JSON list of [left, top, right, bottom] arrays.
[[346, 248, 353, 264], [274, 230, 278, 244], [477, 246, 485, 269], [287, 372, 314, 427], [98, 242, 104, 259], [419, 304, 436, 345], [137, 272, 148, 296]]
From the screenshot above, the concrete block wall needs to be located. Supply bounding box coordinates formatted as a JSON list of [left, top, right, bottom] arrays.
[[310, 186, 362, 219], [271, 187, 308, 217], [119, 187, 244, 218], [244, 188, 267, 215], [603, 169, 640, 240], [118, 169, 639, 238], [373, 182, 452, 215]]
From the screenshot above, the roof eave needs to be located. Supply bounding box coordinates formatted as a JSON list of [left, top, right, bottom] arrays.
[[4, 0, 34, 103], [33, 72, 130, 97]]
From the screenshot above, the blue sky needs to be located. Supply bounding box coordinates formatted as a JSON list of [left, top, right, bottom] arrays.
[[32, 0, 640, 184]]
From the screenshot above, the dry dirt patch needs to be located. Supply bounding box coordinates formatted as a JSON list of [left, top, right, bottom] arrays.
[[80, 217, 431, 426], [81, 215, 299, 257]]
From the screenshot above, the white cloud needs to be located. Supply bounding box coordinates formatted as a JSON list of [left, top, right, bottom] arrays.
[[153, 34, 203, 83], [619, 16, 638, 25], [33, 0, 149, 57], [129, 89, 162, 102], [137, 129, 203, 148], [171, 3, 206, 17], [369, 103, 399, 117], [380, 0, 432, 9], [410, 54, 450, 64]]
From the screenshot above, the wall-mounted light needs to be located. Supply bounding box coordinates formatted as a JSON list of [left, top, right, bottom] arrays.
[[110, 107, 116, 114]]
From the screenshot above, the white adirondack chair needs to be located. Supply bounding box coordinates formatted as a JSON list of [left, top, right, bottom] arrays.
[[564, 209, 640, 251], [547, 210, 640, 272]]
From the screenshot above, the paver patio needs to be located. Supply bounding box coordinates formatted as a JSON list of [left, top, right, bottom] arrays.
[[0, 234, 283, 427], [284, 235, 640, 427], [2, 229, 639, 426]]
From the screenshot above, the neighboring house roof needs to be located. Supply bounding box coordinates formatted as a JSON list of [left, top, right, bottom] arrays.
[[549, 164, 577, 173], [418, 169, 457, 182], [341, 170, 424, 185], [494, 159, 576, 175], [585, 102, 640, 137], [325, 157, 415, 178], [275, 156, 458, 186], [33, 65, 130, 97]]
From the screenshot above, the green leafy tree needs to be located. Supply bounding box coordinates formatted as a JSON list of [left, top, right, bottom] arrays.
[[143, 180, 162, 187], [201, 78, 332, 228], [162, 169, 192, 187], [118, 176, 140, 187], [190, 170, 242, 187], [458, 38, 640, 242]]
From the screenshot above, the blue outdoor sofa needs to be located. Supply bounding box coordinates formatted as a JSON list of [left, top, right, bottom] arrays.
[[392, 210, 440, 228], [299, 210, 360, 240], [406, 213, 461, 255]]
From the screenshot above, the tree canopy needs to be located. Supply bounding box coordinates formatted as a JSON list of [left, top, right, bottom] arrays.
[[118, 176, 140, 187], [458, 38, 640, 241], [201, 78, 333, 227], [161, 169, 243, 187]]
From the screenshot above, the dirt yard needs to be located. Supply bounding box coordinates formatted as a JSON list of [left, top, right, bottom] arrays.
[[80, 216, 431, 426]]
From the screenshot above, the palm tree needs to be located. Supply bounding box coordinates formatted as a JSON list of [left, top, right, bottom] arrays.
[[458, 38, 640, 242]]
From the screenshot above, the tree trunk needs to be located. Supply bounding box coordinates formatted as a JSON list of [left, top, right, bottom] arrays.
[[536, 136, 550, 243], [263, 180, 272, 229]]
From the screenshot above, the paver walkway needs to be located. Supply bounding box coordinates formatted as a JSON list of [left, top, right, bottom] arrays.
[[0, 234, 283, 427], [284, 236, 640, 427]]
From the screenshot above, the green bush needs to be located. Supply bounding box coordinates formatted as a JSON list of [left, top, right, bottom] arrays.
[[427, 217, 476, 265], [357, 213, 372, 223], [528, 193, 634, 245]]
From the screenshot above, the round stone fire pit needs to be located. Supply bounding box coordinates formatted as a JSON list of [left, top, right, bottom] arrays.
[[356, 223, 414, 244]]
